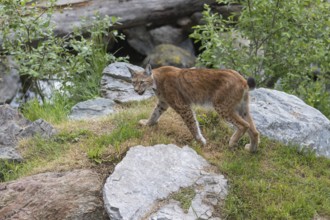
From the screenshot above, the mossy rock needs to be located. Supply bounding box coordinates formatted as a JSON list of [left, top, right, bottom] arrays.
[[143, 44, 195, 68]]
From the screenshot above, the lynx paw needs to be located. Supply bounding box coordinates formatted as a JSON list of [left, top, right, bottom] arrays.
[[245, 144, 257, 153], [198, 137, 207, 146], [229, 140, 238, 149], [138, 119, 149, 126]]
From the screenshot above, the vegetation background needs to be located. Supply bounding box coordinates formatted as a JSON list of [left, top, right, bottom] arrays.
[[191, 0, 330, 118]]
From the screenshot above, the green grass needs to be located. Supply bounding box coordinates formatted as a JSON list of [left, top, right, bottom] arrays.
[[1, 99, 330, 219], [212, 139, 330, 219], [86, 111, 144, 164], [0, 130, 91, 182], [21, 93, 75, 124]]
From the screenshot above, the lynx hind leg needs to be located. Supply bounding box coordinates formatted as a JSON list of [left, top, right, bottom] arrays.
[[139, 101, 169, 126], [237, 97, 259, 152], [242, 112, 259, 153], [214, 104, 250, 149], [171, 104, 207, 145]]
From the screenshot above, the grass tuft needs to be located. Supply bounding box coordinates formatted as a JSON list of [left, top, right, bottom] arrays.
[[170, 187, 196, 213], [21, 93, 74, 124]]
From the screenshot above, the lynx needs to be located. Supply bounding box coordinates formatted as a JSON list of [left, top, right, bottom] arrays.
[[129, 64, 260, 152]]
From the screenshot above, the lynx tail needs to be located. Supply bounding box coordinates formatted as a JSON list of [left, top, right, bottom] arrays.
[[247, 77, 256, 90]]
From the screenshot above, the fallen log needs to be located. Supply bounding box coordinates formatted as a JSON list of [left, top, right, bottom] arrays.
[[40, 0, 217, 35]]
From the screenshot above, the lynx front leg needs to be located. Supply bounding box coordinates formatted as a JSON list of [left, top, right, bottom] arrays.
[[171, 104, 207, 145], [139, 101, 169, 126]]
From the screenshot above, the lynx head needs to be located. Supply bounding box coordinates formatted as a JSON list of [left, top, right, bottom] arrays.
[[129, 64, 153, 95]]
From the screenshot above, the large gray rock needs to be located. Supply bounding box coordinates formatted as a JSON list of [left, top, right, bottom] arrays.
[[0, 105, 56, 161], [69, 97, 116, 120], [0, 169, 107, 220], [250, 88, 330, 158], [103, 144, 227, 220], [0, 57, 20, 105], [100, 62, 154, 103]]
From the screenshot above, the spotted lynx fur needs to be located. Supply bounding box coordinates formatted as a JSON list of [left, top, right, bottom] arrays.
[[129, 64, 260, 152]]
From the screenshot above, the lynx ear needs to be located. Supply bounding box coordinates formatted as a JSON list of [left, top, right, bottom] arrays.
[[128, 67, 136, 77], [145, 64, 152, 76]]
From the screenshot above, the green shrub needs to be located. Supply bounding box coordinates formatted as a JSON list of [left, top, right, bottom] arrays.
[[0, 0, 126, 104], [191, 0, 330, 117]]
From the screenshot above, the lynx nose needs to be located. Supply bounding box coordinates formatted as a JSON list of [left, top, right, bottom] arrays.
[[134, 87, 141, 95], [138, 90, 145, 95]]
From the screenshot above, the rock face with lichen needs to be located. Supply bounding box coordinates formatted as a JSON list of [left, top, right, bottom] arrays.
[[143, 44, 196, 68]]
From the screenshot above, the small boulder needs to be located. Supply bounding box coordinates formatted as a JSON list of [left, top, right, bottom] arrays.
[[100, 62, 154, 103], [0, 169, 107, 220], [0, 104, 56, 161], [103, 144, 227, 220], [143, 44, 196, 68], [69, 97, 116, 120], [250, 88, 330, 158], [19, 119, 57, 139]]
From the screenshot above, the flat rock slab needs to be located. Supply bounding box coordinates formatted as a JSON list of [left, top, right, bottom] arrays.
[[0, 104, 56, 161], [0, 169, 107, 220], [250, 88, 330, 158], [69, 97, 116, 120], [100, 62, 154, 103], [103, 144, 227, 220]]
